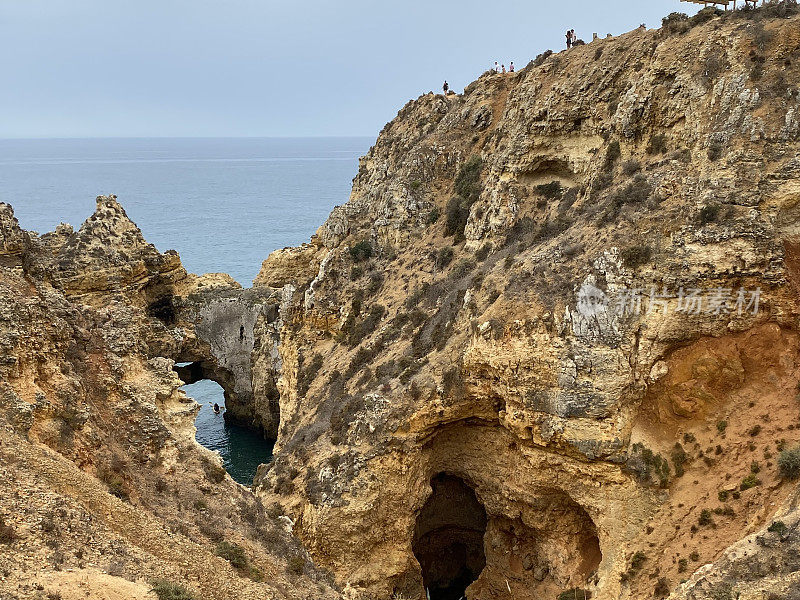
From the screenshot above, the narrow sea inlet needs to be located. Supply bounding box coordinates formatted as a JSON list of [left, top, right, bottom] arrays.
[[183, 379, 274, 486]]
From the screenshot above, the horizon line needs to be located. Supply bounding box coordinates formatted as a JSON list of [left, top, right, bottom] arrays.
[[0, 134, 376, 141]]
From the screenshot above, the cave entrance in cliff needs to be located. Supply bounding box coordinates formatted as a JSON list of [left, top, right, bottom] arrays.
[[176, 363, 275, 486], [412, 473, 487, 600]]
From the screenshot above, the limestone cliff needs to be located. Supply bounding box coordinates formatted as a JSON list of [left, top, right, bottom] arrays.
[[4, 5, 800, 600], [246, 7, 800, 600], [0, 197, 339, 600]]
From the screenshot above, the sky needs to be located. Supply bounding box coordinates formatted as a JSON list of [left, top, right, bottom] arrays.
[[0, 0, 701, 139]]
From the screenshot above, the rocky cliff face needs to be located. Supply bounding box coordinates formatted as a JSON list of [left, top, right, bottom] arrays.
[[248, 8, 800, 600], [4, 6, 800, 600], [0, 197, 339, 600]]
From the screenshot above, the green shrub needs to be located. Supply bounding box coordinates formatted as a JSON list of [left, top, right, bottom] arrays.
[[662, 12, 690, 33], [426, 206, 440, 224], [451, 258, 476, 278], [740, 473, 761, 491], [621, 245, 652, 269], [216, 541, 248, 569], [445, 196, 470, 239], [435, 246, 454, 269], [444, 157, 483, 239], [287, 555, 306, 575], [698, 509, 713, 526], [621, 159, 641, 176], [778, 447, 800, 479], [533, 50, 554, 67], [718, 489, 730, 502], [626, 443, 669, 487], [475, 243, 491, 261], [455, 156, 483, 203], [603, 174, 652, 222], [717, 420, 728, 434], [692, 7, 723, 25], [672, 443, 689, 477], [767, 521, 787, 535], [150, 581, 198, 600], [349, 240, 373, 262], [690, 551, 700, 562], [678, 558, 688, 573], [748, 425, 762, 437]]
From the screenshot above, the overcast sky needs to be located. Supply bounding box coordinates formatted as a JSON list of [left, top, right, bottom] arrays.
[[0, 0, 700, 139]]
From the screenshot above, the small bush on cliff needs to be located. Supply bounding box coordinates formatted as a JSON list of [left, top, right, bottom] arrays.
[[216, 541, 248, 569], [621, 245, 652, 269], [621, 159, 641, 176], [662, 12, 690, 33], [349, 240, 373, 262], [740, 473, 761, 490], [768, 520, 788, 535], [779, 446, 800, 479], [626, 443, 669, 487], [671, 443, 689, 477], [445, 156, 483, 240], [435, 246, 454, 269], [151, 580, 197, 600], [287, 555, 306, 575], [620, 551, 648, 582], [533, 49, 554, 67]]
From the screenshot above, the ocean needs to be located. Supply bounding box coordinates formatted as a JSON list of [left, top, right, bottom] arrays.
[[0, 136, 371, 484]]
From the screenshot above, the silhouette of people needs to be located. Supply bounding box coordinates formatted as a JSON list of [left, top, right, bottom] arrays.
[[213, 403, 221, 415], [493, 61, 500, 73], [566, 29, 573, 49], [443, 80, 449, 94], [509, 61, 515, 73], [501, 64, 506, 74]]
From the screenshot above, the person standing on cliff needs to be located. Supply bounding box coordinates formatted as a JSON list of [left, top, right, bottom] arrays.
[[509, 62, 515, 73], [566, 29, 572, 49], [443, 81, 449, 95], [494, 61, 500, 74]]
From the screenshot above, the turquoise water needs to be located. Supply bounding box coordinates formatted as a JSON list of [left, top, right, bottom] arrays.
[[184, 379, 274, 486], [2, 137, 370, 484]]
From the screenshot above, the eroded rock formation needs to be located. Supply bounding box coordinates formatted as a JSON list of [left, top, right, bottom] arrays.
[[4, 6, 800, 600]]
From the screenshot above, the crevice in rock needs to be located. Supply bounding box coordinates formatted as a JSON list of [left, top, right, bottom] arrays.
[[413, 473, 487, 600]]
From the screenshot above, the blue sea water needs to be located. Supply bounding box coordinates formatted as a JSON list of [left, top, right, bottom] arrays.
[[0, 136, 371, 485]]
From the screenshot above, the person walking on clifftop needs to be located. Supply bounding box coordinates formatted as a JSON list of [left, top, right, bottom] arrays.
[[443, 80, 449, 95]]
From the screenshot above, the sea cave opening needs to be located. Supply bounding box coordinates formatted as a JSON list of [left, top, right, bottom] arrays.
[[412, 473, 487, 600], [176, 363, 274, 486]]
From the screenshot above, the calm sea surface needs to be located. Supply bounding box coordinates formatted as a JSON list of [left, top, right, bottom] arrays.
[[1, 136, 371, 484]]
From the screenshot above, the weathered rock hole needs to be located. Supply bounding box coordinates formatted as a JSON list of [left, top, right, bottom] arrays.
[[413, 473, 487, 600]]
